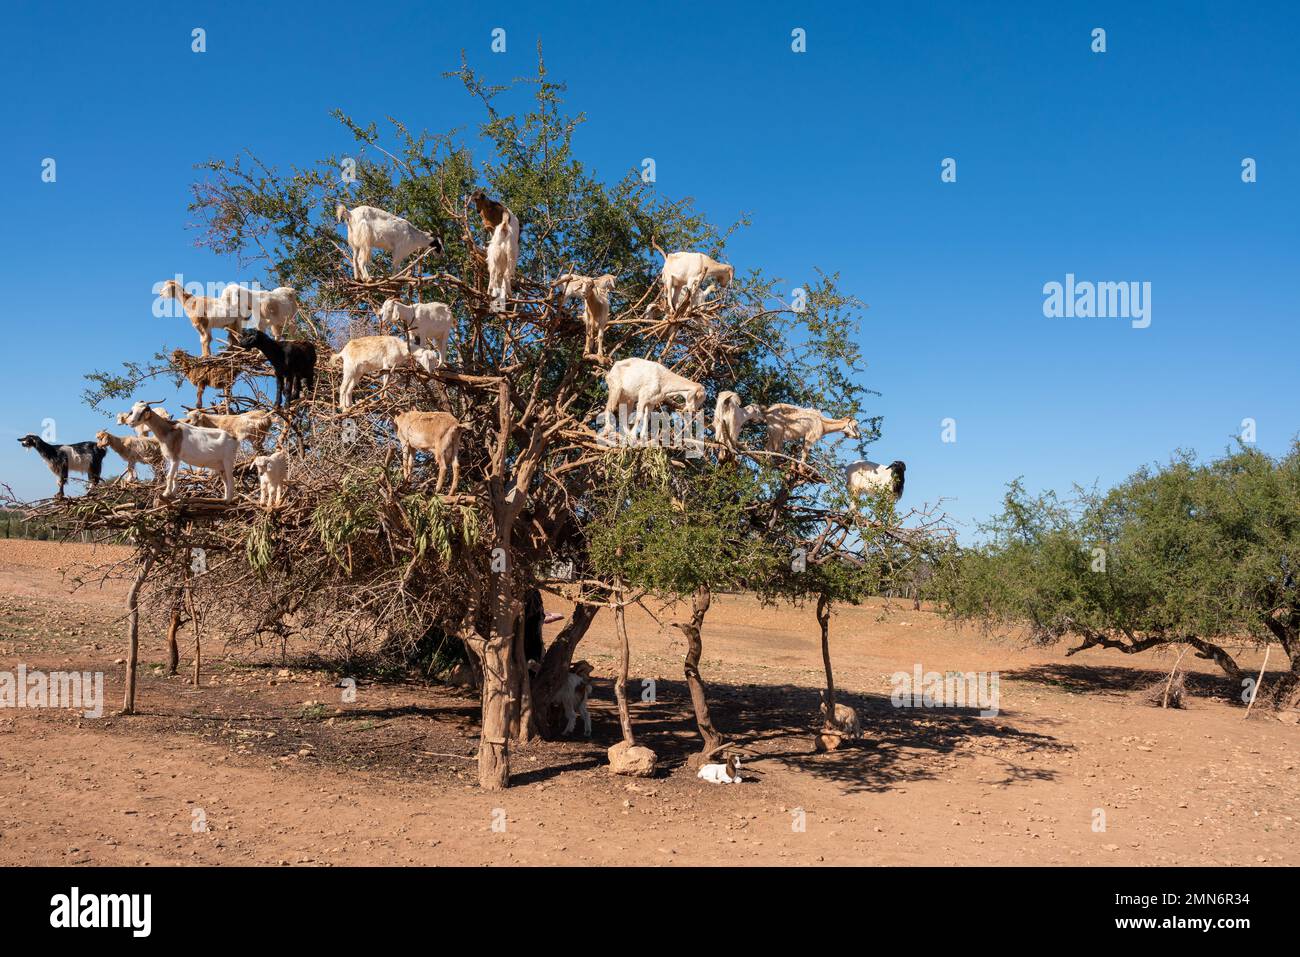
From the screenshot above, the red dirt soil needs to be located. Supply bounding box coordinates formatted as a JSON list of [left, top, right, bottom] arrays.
[[0, 539, 1295, 866]]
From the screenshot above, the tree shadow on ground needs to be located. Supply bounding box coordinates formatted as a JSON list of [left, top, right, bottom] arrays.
[[1000, 663, 1241, 700]]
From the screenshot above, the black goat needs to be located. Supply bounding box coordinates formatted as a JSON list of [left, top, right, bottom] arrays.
[[238, 329, 317, 408], [17, 434, 106, 498]]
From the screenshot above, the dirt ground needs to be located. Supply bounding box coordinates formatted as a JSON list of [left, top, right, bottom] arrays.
[[0, 539, 1296, 866]]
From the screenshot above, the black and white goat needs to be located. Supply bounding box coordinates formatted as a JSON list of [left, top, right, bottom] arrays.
[[17, 434, 107, 498], [845, 459, 906, 501], [238, 330, 317, 408]]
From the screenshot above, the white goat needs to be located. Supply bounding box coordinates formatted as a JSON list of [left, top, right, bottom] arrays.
[[697, 754, 743, 784], [182, 409, 274, 453], [845, 459, 906, 501], [159, 280, 245, 357], [95, 430, 163, 483], [713, 391, 766, 452], [330, 335, 439, 411], [219, 284, 300, 338], [653, 242, 734, 317], [379, 299, 453, 364], [603, 357, 706, 440], [335, 204, 441, 280], [123, 400, 237, 502], [253, 450, 289, 507], [558, 660, 594, 737], [762, 403, 861, 462], [486, 208, 520, 304], [556, 273, 616, 357], [819, 690, 861, 739]]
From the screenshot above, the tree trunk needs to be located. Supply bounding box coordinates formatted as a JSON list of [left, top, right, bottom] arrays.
[[511, 605, 538, 745], [479, 570, 519, 790], [122, 553, 154, 715], [613, 585, 635, 746], [165, 601, 181, 676], [531, 603, 599, 737], [674, 584, 722, 754], [817, 593, 836, 730]]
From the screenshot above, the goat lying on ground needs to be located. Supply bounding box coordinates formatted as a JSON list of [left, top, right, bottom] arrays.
[[237, 330, 316, 408], [819, 690, 861, 739], [95, 430, 163, 483], [123, 400, 237, 502], [762, 403, 861, 461], [117, 407, 170, 437], [484, 200, 519, 304], [652, 241, 734, 318], [558, 660, 594, 736], [170, 349, 238, 409], [697, 754, 743, 784], [17, 434, 107, 498], [555, 273, 616, 357], [219, 284, 300, 338], [331, 336, 438, 411], [713, 391, 765, 452], [335, 204, 442, 280], [603, 357, 706, 440], [379, 298, 452, 364], [159, 279, 244, 357], [183, 409, 274, 453], [392, 410, 461, 492], [253, 450, 289, 507], [845, 459, 906, 501]]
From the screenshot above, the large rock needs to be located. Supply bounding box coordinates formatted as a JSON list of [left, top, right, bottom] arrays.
[[607, 741, 657, 777]]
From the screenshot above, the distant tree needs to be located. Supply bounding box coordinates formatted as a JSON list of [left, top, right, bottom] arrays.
[[936, 445, 1300, 709]]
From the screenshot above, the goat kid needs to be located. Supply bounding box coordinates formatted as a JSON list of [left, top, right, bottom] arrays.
[[558, 660, 594, 737], [697, 753, 744, 784], [555, 273, 616, 357], [819, 690, 862, 739], [17, 434, 106, 498], [252, 450, 289, 507]]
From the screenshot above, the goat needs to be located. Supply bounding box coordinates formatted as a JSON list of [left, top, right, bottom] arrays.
[[846, 459, 906, 501], [237, 330, 317, 409], [95, 430, 163, 483], [713, 390, 766, 452], [335, 204, 442, 280], [183, 409, 274, 453], [485, 204, 520, 304], [391, 410, 461, 493], [471, 190, 508, 230], [122, 400, 237, 502], [652, 241, 734, 318], [556, 273, 617, 357], [330, 336, 438, 411], [819, 689, 861, 739], [558, 660, 594, 737], [219, 284, 300, 338], [603, 357, 706, 441], [159, 279, 244, 357], [696, 753, 743, 784], [116, 407, 170, 438], [17, 434, 106, 498], [170, 349, 238, 409], [252, 450, 289, 508], [379, 298, 452, 364], [762, 403, 861, 461]]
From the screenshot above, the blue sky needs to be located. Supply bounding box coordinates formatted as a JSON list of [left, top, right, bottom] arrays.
[[1, 0, 1296, 538]]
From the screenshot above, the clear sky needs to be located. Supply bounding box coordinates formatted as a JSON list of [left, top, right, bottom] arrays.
[[1, 0, 1296, 538]]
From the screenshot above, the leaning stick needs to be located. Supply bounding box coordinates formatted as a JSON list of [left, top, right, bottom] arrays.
[[1244, 646, 1271, 719]]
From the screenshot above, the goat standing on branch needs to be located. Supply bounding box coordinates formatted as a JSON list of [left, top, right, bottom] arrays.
[[379, 298, 453, 363], [555, 273, 616, 358], [17, 434, 106, 498], [95, 430, 163, 483], [603, 358, 706, 441], [253, 450, 289, 507], [846, 459, 906, 501], [170, 349, 238, 409], [183, 409, 274, 453], [762, 403, 861, 461], [237, 330, 316, 409], [159, 279, 244, 357], [653, 242, 734, 318], [331, 336, 439, 411], [479, 193, 519, 305], [392, 410, 462, 492], [220, 284, 300, 338], [713, 390, 765, 454], [123, 400, 237, 502], [335, 204, 443, 280]]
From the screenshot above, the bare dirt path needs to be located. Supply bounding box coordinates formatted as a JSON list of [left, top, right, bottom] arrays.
[[0, 540, 1295, 866]]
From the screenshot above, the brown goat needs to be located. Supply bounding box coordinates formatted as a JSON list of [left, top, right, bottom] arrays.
[[471, 190, 507, 230], [170, 349, 238, 409], [392, 410, 461, 493], [159, 279, 243, 357]]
